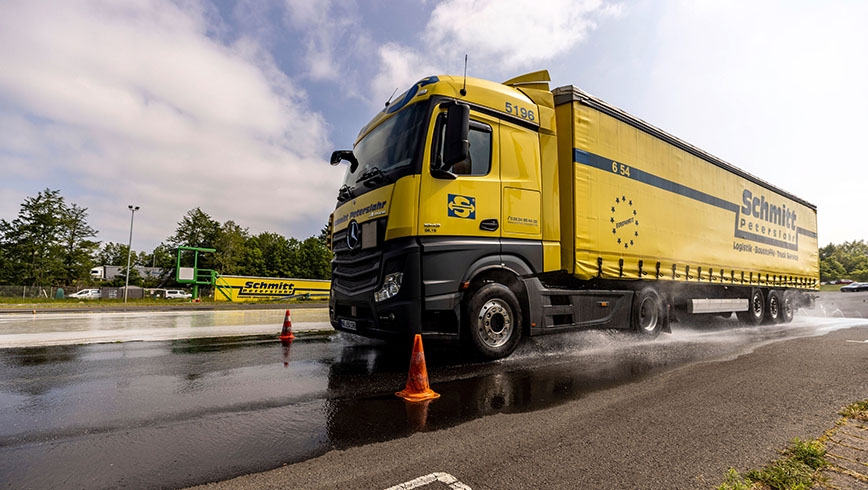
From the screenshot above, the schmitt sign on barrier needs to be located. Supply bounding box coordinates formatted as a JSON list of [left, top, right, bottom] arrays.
[[214, 275, 330, 302]]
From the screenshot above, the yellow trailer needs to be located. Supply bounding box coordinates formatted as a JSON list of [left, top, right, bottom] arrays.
[[327, 70, 818, 359], [555, 85, 817, 287]]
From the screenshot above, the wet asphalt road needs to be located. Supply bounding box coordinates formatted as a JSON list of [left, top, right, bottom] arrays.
[[1, 293, 867, 489]]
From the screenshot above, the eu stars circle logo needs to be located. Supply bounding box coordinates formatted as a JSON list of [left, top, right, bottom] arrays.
[[610, 195, 639, 249]]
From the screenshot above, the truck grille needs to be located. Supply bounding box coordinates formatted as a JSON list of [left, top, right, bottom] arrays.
[[332, 228, 381, 293]]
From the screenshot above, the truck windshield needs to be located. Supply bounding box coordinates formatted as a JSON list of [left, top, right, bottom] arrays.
[[340, 102, 428, 193]]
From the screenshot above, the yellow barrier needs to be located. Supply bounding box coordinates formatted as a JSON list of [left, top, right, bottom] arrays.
[[214, 275, 330, 302]]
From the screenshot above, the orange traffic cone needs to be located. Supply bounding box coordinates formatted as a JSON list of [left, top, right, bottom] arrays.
[[279, 309, 296, 343], [404, 398, 433, 431], [282, 343, 292, 367], [396, 334, 440, 402]]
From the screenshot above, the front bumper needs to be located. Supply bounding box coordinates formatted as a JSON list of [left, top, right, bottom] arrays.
[[330, 239, 422, 342]]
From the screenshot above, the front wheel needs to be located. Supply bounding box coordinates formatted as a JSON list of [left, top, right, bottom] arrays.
[[465, 283, 523, 360]]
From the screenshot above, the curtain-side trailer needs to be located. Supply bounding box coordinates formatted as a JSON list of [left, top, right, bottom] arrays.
[[328, 70, 818, 359]]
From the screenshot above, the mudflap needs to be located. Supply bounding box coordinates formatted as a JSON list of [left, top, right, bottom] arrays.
[[662, 303, 672, 333]]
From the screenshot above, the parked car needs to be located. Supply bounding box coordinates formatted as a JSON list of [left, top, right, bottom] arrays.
[[841, 282, 868, 292], [68, 288, 101, 299], [164, 289, 192, 300]]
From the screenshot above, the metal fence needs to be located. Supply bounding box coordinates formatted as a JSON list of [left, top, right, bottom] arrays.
[[0, 286, 145, 299], [0, 285, 68, 299]]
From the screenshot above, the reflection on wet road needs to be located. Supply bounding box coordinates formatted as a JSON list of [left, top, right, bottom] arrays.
[[0, 308, 330, 347], [0, 314, 865, 489]]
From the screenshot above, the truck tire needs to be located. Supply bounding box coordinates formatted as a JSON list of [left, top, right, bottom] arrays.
[[766, 290, 784, 324], [781, 291, 795, 323], [737, 289, 765, 326], [465, 283, 523, 360], [632, 287, 663, 337]]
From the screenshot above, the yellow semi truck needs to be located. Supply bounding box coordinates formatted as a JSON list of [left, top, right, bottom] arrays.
[[328, 70, 818, 359]]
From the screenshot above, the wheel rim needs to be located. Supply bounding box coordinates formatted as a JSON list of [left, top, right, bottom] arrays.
[[476, 298, 513, 348], [638, 297, 659, 333], [751, 293, 763, 317], [769, 295, 779, 318], [783, 297, 793, 319]]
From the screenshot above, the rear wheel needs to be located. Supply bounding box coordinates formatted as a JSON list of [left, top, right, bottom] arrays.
[[737, 289, 765, 326], [465, 283, 523, 360], [781, 291, 795, 323], [632, 288, 663, 338], [766, 290, 784, 324]]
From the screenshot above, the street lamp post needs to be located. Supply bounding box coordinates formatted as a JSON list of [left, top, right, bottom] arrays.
[[124, 205, 140, 303]]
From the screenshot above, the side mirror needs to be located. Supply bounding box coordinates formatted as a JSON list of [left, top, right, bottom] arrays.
[[443, 103, 469, 167], [330, 150, 359, 173]]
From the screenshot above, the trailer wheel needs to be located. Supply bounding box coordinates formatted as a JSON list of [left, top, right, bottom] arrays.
[[781, 291, 795, 323], [766, 290, 784, 324], [737, 289, 765, 326], [632, 288, 662, 337], [465, 283, 522, 360]]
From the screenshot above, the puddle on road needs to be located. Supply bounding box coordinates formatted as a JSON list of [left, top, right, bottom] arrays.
[[319, 315, 868, 452]]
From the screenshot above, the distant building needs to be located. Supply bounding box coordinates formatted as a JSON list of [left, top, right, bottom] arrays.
[[90, 265, 163, 281]]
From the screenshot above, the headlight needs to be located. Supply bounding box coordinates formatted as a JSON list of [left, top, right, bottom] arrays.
[[374, 272, 403, 302]]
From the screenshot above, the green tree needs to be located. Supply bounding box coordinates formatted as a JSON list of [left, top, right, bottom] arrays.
[[243, 232, 297, 278], [149, 243, 175, 269], [318, 223, 331, 249], [95, 242, 127, 266], [58, 203, 100, 285], [820, 256, 846, 283], [0, 240, 9, 283], [169, 208, 220, 249], [836, 241, 868, 274], [213, 220, 249, 275], [819, 240, 868, 282], [0, 189, 97, 286], [167, 208, 221, 273], [296, 236, 332, 279]]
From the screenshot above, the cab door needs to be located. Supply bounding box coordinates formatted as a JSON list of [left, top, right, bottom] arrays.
[[499, 120, 542, 242], [418, 107, 501, 242], [417, 106, 502, 301]]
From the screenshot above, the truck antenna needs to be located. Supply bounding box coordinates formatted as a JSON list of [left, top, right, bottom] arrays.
[[460, 54, 468, 96], [384, 87, 398, 107]]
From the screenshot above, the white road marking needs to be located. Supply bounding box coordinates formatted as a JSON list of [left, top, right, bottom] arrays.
[[845, 339, 868, 343], [385, 472, 471, 490]]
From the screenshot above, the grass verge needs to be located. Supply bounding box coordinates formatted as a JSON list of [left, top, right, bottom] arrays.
[[717, 400, 868, 490]]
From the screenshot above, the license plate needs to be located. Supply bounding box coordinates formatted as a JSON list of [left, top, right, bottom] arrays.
[[340, 319, 357, 331]]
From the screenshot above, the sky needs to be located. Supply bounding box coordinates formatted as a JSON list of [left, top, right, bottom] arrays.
[[1, 0, 866, 253]]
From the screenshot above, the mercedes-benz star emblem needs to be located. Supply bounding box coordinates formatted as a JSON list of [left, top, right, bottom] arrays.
[[346, 220, 361, 250]]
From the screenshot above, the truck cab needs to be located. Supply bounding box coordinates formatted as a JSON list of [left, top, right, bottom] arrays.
[[329, 73, 561, 358]]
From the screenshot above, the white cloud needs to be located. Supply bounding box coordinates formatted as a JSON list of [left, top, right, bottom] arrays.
[[425, 0, 621, 71], [283, 0, 372, 83], [368, 0, 621, 109], [0, 0, 341, 249], [284, 0, 339, 80], [371, 43, 441, 106]]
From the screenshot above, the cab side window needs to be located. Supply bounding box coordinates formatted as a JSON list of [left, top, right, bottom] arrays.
[[432, 114, 492, 176]]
